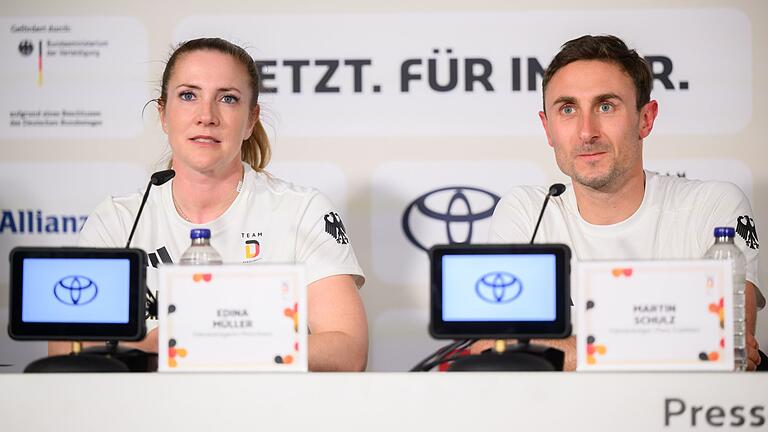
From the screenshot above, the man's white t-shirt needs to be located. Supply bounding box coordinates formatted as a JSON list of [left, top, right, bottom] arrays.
[[79, 162, 365, 298], [489, 170, 763, 306]]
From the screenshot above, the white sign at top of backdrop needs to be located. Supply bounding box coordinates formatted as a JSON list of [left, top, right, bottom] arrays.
[[1, 17, 148, 139], [174, 9, 751, 137]]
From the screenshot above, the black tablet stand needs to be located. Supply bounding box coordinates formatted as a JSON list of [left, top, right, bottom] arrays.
[[24, 341, 157, 373], [447, 339, 565, 371]]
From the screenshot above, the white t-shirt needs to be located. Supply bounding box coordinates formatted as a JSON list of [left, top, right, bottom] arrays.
[[489, 170, 763, 307], [79, 163, 365, 297]]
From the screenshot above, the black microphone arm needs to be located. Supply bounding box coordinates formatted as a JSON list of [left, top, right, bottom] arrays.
[[123, 170, 175, 321], [529, 183, 566, 244], [125, 170, 175, 248]]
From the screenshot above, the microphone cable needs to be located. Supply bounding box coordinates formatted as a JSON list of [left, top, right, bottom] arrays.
[[410, 338, 474, 372]]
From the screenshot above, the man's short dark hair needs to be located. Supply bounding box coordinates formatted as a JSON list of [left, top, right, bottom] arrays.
[[542, 35, 653, 112]]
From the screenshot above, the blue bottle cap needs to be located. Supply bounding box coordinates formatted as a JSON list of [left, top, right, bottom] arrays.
[[713, 227, 735, 237], [190, 228, 211, 239]]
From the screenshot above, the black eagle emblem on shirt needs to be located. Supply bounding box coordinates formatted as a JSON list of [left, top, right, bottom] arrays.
[[736, 215, 759, 250], [324, 212, 349, 244]]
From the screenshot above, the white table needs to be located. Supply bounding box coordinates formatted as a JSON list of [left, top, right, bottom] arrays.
[[0, 372, 765, 431]]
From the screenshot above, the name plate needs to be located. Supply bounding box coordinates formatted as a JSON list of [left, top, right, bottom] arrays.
[[575, 260, 733, 371], [158, 264, 307, 372]]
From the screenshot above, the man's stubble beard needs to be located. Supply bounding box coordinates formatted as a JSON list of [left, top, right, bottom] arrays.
[[558, 142, 622, 191], [572, 160, 621, 191]]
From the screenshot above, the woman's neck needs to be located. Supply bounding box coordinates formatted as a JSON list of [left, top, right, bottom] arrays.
[[171, 161, 244, 224]]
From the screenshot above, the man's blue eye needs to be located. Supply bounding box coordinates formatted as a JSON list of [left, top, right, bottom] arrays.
[[562, 106, 575, 115], [599, 103, 612, 112]]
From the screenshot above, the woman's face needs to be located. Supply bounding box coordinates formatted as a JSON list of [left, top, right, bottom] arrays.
[[160, 50, 257, 176]]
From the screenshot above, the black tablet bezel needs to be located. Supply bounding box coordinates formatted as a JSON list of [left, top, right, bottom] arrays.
[[8, 247, 147, 341], [429, 243, 571, 340]]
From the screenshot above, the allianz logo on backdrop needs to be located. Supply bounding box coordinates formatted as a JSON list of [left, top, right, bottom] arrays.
[[0, 209, 87, 234]]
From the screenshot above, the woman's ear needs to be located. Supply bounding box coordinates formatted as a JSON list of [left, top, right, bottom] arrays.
[[245, 105, 260, 139], [157, 101, 169, 135]]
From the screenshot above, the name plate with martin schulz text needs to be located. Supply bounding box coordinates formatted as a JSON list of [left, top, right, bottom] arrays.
[[158, 264, 307, 372], [576, 260, 733, 371]]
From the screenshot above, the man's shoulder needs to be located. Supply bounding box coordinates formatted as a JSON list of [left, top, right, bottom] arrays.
[[649, 171, 746, 204], [498, 184, 550, 204]]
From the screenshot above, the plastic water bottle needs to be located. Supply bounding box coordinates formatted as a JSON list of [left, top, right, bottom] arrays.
[[704, 227, 746, 371], [179, 228, 223, 265]]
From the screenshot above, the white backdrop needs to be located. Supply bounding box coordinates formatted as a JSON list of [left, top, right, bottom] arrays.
[[1, 0, 766, 372]]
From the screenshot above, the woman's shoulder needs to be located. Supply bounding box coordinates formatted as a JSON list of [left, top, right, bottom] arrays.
[[247, 168, 321, 201], [89, 189, 145, 217]]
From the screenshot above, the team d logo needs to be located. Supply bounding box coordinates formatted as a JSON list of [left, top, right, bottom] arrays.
[[245, 239, 261, 259], [402, 186, 500, 253]]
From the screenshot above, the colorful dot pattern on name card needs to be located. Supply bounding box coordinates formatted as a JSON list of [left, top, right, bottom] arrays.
[[611, 268, 633, 277], [699, 296, 726, 362], [192, 273, 212, 282], [167, 338, 188, 368], [585, 335, 607, 365], [284, 302, 299, 333]]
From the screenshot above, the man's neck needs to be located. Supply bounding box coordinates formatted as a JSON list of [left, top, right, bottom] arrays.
[[572, 169, 646, 225]]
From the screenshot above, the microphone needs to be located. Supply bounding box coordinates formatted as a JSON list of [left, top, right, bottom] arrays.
[[124, 170, 174, 321], [125, 170, 175, 248], [530, 183, 566, 244]]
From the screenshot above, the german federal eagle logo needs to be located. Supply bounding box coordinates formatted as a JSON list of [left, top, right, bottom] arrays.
[[324, 212, 349, 244], [736, 215, 759, 250]]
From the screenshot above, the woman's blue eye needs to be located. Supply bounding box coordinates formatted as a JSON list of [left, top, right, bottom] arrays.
[[221, 95, 239, 104], [179, 91, 195, 101]]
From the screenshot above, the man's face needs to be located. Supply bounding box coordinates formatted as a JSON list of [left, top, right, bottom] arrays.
[[539, 60, 657, 191]]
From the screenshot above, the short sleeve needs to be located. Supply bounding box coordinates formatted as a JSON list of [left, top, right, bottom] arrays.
[[294, 192, 365, 288], [701, 182, 763, 308], [78, 196, 132, 248], [488, 188, 538, 243]]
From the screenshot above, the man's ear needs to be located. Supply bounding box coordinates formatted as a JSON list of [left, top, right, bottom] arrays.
[[638, 100, 658, 139], [539, 110, 554, 148]]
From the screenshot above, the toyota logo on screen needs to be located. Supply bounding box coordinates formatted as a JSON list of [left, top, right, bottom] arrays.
[[54, 275, 98, 306], [475, 272, 523, 304], [402, 186, 500, 253]]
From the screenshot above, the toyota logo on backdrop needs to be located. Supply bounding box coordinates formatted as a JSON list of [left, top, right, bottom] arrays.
[[475, 272, 523, 304], [402, 186, 500, 253], [54, 275, 98, 306]]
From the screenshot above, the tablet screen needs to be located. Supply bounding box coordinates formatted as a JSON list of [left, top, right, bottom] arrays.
[[9, 247, 146, 341], [22, 258, 131, 324], [442, 254, 556, 322], [430, 243, 571, 339]]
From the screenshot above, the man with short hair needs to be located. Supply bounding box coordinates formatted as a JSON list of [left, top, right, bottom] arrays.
[[486, 35, 763, 370]]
